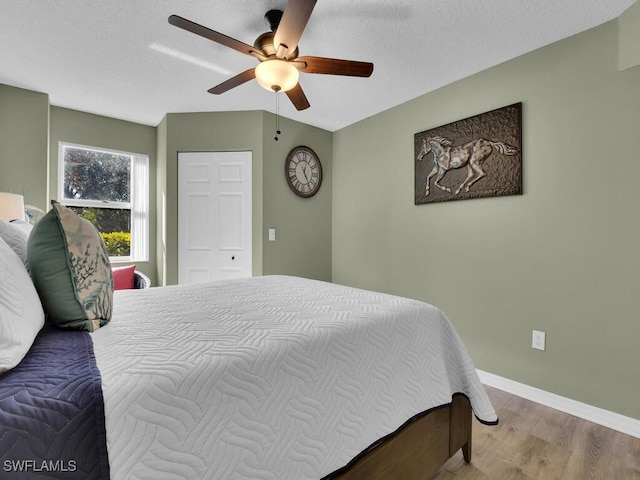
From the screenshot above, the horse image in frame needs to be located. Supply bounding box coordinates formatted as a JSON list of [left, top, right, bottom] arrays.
[[414, 103, 522, 205]]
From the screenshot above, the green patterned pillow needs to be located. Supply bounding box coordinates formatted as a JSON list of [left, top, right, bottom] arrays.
[[27, 201, 113, 331]]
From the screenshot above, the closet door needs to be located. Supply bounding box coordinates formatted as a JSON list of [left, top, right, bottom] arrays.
[[178, 151, 252, 284]]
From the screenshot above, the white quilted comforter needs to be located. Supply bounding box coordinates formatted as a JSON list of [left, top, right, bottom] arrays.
[[92, 275, 497, 480]]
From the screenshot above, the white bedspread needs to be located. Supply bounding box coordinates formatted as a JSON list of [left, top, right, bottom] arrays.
[[92, 275, 497, 480]]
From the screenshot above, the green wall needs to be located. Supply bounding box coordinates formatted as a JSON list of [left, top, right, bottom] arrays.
[[262, 112, 333, 280], [158, 110, 332, 285], [332, 17, 640, 420], [619, 0, 640, 70], [0, 84, 49, 209], [49, 107, 158, 284]]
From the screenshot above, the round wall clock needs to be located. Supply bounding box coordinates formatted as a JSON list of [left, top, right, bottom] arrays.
[[285, 146, 322, 198]]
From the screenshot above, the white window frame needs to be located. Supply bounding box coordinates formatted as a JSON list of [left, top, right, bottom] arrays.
[[57, 142, 149, 263]]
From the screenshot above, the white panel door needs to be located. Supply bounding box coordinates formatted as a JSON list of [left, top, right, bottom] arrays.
[[178, 151, 252, 284]]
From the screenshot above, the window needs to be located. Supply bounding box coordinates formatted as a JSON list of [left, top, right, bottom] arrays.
[[58, 142, 149, 262]]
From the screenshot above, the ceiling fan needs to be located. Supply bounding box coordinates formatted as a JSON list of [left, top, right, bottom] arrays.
[[168, 0, 374, 111]]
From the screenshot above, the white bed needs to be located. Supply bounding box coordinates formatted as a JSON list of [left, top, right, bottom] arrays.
[[91, 275, 497, 480]]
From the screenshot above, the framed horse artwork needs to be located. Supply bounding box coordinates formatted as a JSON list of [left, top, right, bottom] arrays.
[[414, 103, 522, 204]]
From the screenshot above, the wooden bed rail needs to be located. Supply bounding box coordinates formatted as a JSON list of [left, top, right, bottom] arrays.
[[330, 394, 473, 479], [449, 393, 473, 463]]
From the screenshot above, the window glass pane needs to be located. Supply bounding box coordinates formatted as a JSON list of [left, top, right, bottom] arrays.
[[63, 147, 131, 203], [59, 142, 148, 262], [69, 206, 131, 257]]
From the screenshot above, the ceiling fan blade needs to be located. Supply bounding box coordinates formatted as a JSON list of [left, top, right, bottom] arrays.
[[208, 69, 256, 94], [274, 0, 317, 58], [169, 15, 265, 59], [296, 56, 374, 77], [285, 83, 310, 111]]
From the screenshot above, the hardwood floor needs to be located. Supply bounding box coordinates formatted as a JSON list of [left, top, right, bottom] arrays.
[[432, 386, 640, 480]]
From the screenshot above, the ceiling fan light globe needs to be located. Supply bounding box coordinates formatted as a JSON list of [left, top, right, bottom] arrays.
[[255, 59, 299, 92]]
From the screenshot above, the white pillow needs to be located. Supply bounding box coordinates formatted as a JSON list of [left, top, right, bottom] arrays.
[[0, 236, 45, 373], [0, 220, 32, 267]]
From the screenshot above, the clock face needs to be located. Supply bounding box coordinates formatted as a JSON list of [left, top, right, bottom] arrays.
[[285, 146, 322, 198]]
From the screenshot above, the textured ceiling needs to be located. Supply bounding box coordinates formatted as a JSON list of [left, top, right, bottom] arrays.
[[0, 0, 635, 132]]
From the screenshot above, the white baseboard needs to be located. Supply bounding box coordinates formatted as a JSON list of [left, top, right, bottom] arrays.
[[477, 370, 640, 439]]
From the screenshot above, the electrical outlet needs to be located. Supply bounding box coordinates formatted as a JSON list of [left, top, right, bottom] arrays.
[[532, 330, 546, 351]]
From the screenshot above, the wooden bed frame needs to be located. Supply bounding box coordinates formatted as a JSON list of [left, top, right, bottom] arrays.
[[331, 394, 472, 480]]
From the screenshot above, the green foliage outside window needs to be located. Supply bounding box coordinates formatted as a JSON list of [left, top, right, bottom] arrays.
[[71, 206, 131, 257], [100, 231, 131, 257]]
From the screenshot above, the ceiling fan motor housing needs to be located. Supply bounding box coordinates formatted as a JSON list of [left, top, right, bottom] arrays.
[[254, 31, 299, 60]]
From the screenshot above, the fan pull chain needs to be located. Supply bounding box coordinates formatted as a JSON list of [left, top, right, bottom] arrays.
[[274, 91, 282, 141]]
